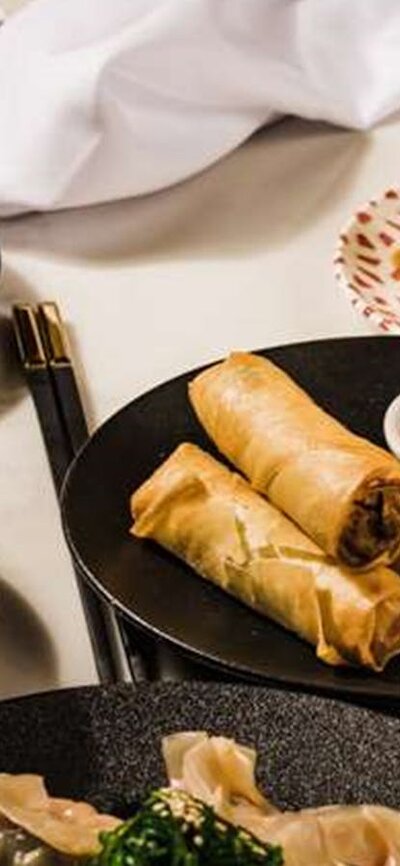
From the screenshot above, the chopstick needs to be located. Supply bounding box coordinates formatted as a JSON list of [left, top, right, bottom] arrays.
[[12, 305, 73, 494], [12, 302, 133, 685], [36, 302, 88, 456]]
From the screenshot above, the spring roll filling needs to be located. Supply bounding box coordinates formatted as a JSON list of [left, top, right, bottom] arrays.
[[338, 481, 400, 567]]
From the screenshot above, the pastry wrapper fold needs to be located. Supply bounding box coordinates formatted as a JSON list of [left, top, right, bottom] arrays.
[[163, 732, 400, 866], [131, 443, 400, 670]]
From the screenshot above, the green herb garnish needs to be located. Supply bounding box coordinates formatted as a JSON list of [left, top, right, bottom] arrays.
[[90, 788, 283, 866]]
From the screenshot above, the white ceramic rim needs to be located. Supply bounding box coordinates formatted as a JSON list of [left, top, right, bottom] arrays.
[[383, 393, 400, 459]]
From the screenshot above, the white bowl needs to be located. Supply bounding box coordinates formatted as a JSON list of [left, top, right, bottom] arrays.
[[383, 393, 400, 459]]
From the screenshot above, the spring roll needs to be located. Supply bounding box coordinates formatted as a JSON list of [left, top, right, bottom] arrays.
[[131, 443, 400, 670], [189, 352, 400, 569]]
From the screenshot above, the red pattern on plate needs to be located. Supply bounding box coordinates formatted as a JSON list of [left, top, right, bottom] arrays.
[[357, 266, 383, 284], [357, 253, 381, 266], [356, 233, 375, 249], [386, 219, 400, 232], [357, 212, 372, 223], [379, 232, 395, 246]]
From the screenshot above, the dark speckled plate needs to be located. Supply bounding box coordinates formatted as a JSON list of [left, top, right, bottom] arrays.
[[62, 337, 400, 699], [0, 683, 399, 813]]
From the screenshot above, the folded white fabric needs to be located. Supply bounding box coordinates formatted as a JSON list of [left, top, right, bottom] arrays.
[[0, 0, 400, 216]]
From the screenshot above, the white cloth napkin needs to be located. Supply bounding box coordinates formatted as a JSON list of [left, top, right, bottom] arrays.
[[1, 0, 400, 216]]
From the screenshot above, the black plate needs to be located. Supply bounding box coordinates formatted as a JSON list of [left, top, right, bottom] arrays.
[[1, 683, 400, 812], [62, 337, 400, 699]]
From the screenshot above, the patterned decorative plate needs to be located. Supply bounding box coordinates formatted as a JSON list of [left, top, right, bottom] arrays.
[[335, 187, 400, 334]]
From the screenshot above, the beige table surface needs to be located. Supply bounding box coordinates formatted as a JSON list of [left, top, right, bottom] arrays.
[[1, 0, 31, 11], [1, 13, 399, 697]]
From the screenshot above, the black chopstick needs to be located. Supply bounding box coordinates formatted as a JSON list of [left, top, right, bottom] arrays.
[[12, 302, 129, 685], [36, 303, 89, 454], [12, 305, 73, 493], [36, 302, 142, 682]]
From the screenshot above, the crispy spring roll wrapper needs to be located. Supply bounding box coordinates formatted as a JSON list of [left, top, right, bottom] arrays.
[[189, 352, 400, 569], [131, 443, 400, 670]]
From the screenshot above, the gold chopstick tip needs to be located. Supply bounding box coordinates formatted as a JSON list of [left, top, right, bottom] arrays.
[[37, 301, 70, 365], [12, 304, 46, 368]]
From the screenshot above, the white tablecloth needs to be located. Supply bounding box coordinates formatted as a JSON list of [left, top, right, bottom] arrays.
[[1, 112, 398, 698]]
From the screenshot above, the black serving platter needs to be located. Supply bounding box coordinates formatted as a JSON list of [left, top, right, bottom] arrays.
[[62, 337, 400, 700], [0, 683, 400, 812]]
